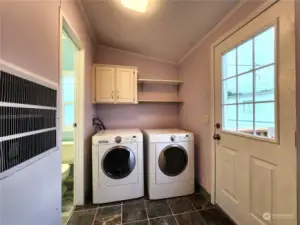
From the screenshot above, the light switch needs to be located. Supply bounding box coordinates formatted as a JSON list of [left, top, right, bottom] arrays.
[[202, 115, 209, 125]]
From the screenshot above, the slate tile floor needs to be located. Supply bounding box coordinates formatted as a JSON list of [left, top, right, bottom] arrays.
[[67, 193, 235, 225]]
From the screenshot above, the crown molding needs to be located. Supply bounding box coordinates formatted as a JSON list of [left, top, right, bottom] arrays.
[[177, 0, 247, 65], [98, 45, 177, 65]]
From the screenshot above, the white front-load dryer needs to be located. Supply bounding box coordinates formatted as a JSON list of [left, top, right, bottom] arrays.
[[144, 129, 194, 199], [92, 129, 144, 204]]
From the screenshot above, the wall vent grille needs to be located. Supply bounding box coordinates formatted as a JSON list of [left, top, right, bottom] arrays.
[[0, 130, 56, 173], [0, 107, 56, 137], [0, 71, 56, 107], [0, 70, 57, 175]]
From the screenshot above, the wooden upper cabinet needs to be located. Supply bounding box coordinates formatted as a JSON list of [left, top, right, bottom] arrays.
[[116, 68, 137, 103], [94, 66, 115, 103], [92, 65, 138, 104]]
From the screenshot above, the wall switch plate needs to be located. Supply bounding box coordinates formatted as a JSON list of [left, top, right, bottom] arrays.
[[202, 115, 209, 125]]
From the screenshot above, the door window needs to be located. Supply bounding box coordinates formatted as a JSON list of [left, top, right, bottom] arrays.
[[158, 145, 188, 176], [221, 26, 276, 139], [102, 146, 136, 179]]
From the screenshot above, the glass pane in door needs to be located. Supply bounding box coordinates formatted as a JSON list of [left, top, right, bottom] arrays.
[[237, 39, 253, 74]]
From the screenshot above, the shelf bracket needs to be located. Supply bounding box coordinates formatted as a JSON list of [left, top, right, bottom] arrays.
[[177, 84, 180, 93]]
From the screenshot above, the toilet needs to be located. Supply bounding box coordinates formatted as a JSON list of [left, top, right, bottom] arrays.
[[62, 164, 70, 195], [62, 164, 70, 181]]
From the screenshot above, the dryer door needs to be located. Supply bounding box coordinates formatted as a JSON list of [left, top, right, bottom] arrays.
[[158, 144, 188, 177], [102, 146, 136, 180], [155, 142, 194, 184]]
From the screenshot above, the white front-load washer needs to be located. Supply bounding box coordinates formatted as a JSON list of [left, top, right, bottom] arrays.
[[144, 129, 194, 199], [92, 129, 144, 204]]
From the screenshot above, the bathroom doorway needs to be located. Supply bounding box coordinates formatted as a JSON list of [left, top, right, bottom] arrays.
[[60, 11, 85, 225], [61, 28, 77, 224]]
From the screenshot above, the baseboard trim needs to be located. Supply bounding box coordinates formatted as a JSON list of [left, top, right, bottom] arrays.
[[195, 181, 211, 201]]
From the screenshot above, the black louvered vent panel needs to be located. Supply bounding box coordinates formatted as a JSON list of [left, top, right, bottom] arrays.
[[0, 70, 57, 174], [0, 107, 56, 137], [0, 130, 56, 173], [0, 71, 57, 107]]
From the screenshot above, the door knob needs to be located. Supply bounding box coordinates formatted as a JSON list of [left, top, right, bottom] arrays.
[[213, 133, 221, 140], [215, 123, 221, 129]]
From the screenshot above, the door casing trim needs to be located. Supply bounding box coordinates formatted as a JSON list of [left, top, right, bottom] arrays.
[[59, 8, 86, 206]]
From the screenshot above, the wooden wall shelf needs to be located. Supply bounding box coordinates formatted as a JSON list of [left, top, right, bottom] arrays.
[[138, 78, 183, 104], [138, 79, 183, 85], [138, 99, 183, 103]]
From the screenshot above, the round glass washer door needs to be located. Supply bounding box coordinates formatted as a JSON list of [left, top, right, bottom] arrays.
[[102, 146, 136, 179], [158, 144, 188, 177]]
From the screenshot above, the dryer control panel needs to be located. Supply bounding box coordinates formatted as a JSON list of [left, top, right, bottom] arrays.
[[146, 133, 193, 143], [170, 134, 192, 142]]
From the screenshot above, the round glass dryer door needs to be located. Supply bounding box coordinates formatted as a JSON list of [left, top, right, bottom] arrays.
[[158, 145, 188, 176], [102, 146, 136, 179]]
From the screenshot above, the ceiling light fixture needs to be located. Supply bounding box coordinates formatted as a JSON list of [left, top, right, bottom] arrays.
[[121, 0, 149, 13]]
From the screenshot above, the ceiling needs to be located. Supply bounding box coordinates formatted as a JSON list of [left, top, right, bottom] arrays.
[[80, 0, 240, 63]]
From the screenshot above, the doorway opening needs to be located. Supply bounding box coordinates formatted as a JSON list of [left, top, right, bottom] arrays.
[[61, 28, 78, 224]]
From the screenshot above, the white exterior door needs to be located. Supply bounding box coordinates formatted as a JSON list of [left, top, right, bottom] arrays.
[[94, 66, 115, 103], [115, 68, 137, 103], [213, 2, 296, 225]]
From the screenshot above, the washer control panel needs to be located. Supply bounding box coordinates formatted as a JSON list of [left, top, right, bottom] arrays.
[[92, 130, 143, 145], [113, 135, 138, 144]]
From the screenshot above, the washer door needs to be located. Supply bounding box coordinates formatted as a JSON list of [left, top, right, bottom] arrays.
[[102, 146, 136, 179], [158, 144, 188, 177]]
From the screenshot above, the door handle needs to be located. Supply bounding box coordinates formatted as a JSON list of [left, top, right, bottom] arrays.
[[213, 133, 221, 140]]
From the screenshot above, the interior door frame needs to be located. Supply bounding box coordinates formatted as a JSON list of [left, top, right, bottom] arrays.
[[59, 8, 85, 205], [209, 0, 280, 204]]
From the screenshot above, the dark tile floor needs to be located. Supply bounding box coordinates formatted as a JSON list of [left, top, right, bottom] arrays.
[[67, 193, 235, 225]]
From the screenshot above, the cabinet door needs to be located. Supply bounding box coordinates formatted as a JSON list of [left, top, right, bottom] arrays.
[[115, 68, 137, 103], [94, 66, 115, 103]]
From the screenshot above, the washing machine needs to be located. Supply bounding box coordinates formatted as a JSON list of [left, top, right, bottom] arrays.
[[144, 129, 194, 199], [92, 129, 144, 204]]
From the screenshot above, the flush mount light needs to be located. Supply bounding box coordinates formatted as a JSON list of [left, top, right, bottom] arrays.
[[121, 0, 149, 13]]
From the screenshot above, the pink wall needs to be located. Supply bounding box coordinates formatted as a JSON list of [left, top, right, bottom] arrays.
[[95, 46, 180, 129], [178, 0, 266, 193], [0, 1, 60, 82], [0, 0, 96, 197]]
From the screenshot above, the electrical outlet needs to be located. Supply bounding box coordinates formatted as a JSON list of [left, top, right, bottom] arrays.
[[202, 115, 209, 125]]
